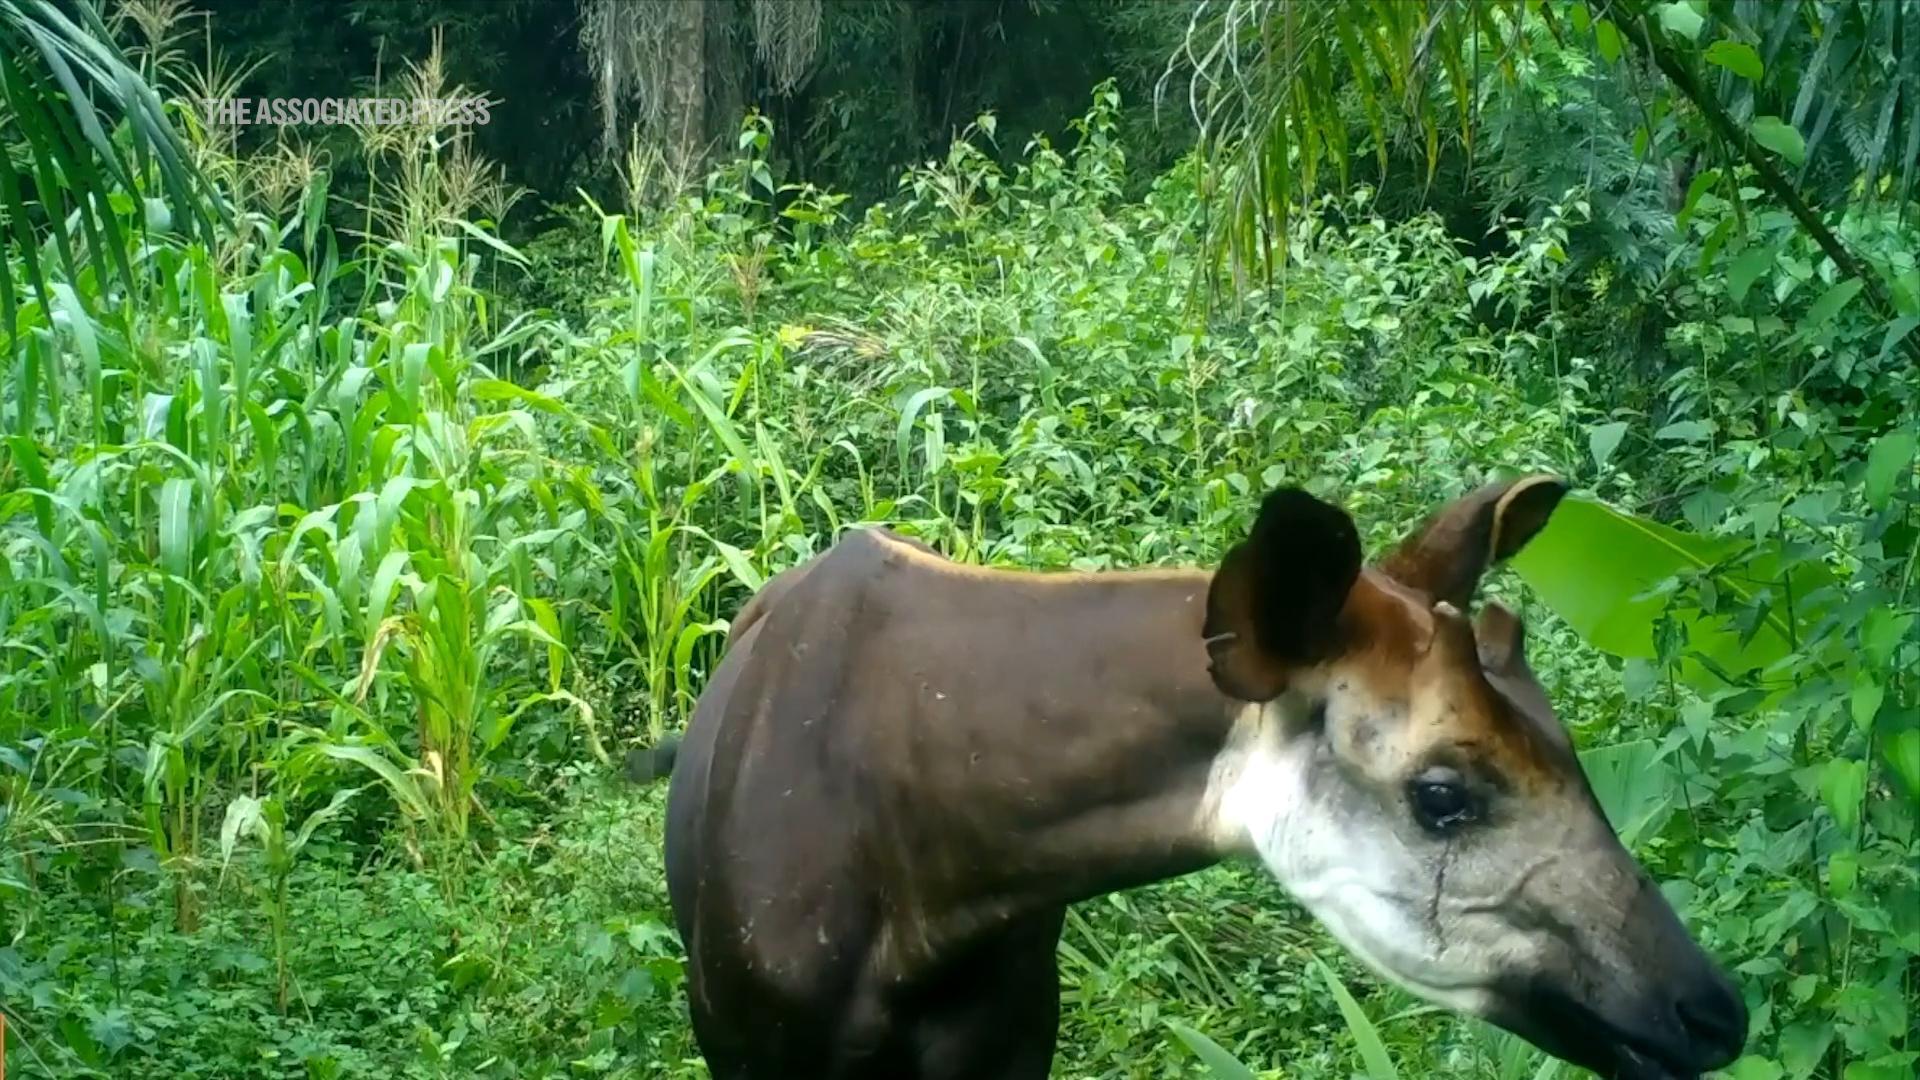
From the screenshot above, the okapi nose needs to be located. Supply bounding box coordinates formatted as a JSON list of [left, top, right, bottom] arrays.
[[1672, 969, 1747, 1067]]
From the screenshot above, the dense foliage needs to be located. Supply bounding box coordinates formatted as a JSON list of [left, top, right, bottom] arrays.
[[3, 3, 1917, 1079]]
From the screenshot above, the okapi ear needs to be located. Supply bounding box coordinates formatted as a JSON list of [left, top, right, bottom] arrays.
[[1204, 488, 1364, 702], [1474, 602, 1526, 673], [1378, 475, 1568, 609], [1474, 601, 1572, 752]]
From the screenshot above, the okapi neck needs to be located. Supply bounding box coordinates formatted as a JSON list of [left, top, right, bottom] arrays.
[[877, 569, 1250, 947]]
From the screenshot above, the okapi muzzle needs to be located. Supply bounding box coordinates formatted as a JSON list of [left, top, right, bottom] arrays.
[[661, 474, 1748, 1080]]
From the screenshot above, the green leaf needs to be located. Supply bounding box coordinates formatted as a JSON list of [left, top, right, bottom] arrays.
[[1656, 419, 1714, 443], [1727, 246, 1775, 304], [1166, 1021, 1259, 1080], [525, 596, 566, 694], [289, 788, 361, 855], [710, 539, 765, 593], [158, 477, 193, 581], [896, 387, 953, 478], [1842, 1059, 1920, 1080], [1704, 40, 1763, 80], [1777, 1020, 1833, 1078], [1801, 278, 1863, 330], [1588, 421, 1628, 470], [1884, 730, 1920, 796], [1509, 496, 1823, 701], [1676, 167, 1722, 228], [1724, 1057, 1785, 1080], [1594, 19, 1622, 63], [450, 218, 529, 265], [1512, 496, 1734, 659], [1818, 759, 1866, 839], [1657, 2, 1705, 41], [1314, 956, 1401, 1080], [1864, 427, 1915, 509], [1751, 117, 1806, 165], [1579, 740, 1675, 848], [317, 744, 434, 821], [1880, 315, 1920, 363], [1849, 680, 1883, 735], [365, 551, 411, 644], [1860, 605, 1911, 669], [471, 378, 570, 416]]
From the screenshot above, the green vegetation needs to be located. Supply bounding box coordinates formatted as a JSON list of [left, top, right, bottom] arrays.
[[3, 2, 1917, 1078]]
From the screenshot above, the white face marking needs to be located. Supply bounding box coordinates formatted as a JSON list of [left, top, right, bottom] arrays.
[[1199, 697, 1500, 1014]]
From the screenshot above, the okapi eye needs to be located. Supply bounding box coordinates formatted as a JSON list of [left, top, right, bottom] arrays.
[[1409, 770, 1476, 833]]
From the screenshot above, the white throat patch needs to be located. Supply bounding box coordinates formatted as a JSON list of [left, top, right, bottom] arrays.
[[1198, 698, 1496, 1015]]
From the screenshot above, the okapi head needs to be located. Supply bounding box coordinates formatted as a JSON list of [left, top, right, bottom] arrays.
[[1202, 477, 1747, 1080]]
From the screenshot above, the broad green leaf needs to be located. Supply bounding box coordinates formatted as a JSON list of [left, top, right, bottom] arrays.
[[673, 620, 729, 698], [450, 218, 529, 265], [1657, 2, 1705, 41], [1879, 315, 1919, 363], [525, 595, 565, 693], [1166, 1021, 1259, 1080], [1594, 19, 1622, 63], [1727, 246, 1775, 304], [1750, 117, 1806, 165], [896, 387, 953, 479], [1588, 421, 1628, 469], [290, 788, 361, 855], [471, 378, 569, 416], [1849, 679, 1883, 734], [1724, 1057, 1785, 1080], [1864, 427, 1915, 510], [1801, 278, 1863, 330], [1314, 956, 1400, 1080], [1656, 419, 1714, 443], [158, 478, 193, 581], [365, 550, 411, 645], [1676, 167, 1721, 227], [1704, 40, 1763, 80], [1778, 1019, 1833, 1078], [710, 540, 765, 592], [1828, 851, 1859, 898], [1884, 730, 1920, 796], [1841, 1059, 1919, 1080], [1860, 605, 1911, 669], [1579, 740, 1675, 848], [1818, 759, 1866, 839], [1509, 496, 1820, 699], [1512, 496, 1734, 659], [318, 744, 435, 821]]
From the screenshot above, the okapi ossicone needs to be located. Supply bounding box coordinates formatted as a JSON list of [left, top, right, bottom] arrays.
[[660, 476, 1748, 1079]]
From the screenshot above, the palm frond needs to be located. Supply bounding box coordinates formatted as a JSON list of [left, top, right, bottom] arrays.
[[0, 0, 225, 329], [1178, 0, 1527, 289], [1181, 0, 1919, 363]]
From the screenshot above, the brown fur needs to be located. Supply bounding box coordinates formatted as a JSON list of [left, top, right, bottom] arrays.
[[662, 475, 1747, 1080]]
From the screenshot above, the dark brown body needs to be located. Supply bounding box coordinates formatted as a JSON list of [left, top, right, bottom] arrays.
[[664, 479, 1750, 1080], [664, 528, 1237, 1079]]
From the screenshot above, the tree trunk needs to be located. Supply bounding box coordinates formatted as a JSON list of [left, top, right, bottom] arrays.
[[667, 0, 709, 182]]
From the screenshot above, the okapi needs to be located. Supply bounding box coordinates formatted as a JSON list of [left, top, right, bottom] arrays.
[[658, 476, 1748, 1079]]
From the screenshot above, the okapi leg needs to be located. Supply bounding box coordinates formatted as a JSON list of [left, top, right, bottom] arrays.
[[899, 909, 1067, 1080]]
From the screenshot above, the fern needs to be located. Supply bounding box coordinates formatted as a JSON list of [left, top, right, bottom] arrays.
[[1840, 99, 1876, 169]]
